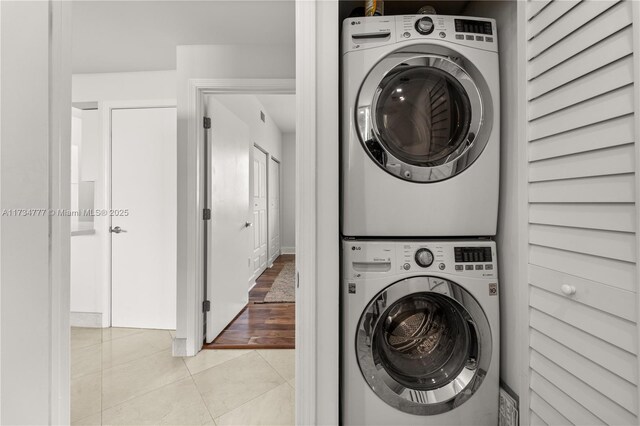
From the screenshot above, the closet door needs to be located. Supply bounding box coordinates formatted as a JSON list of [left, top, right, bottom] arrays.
[[524, 1, 639, 424]]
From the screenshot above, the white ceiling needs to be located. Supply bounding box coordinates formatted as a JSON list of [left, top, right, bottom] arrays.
[[72, 0, 295, 74], [256, 94, 296, 134]]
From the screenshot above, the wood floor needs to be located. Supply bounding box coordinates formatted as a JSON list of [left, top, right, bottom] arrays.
[[204, 254, 295, 350]]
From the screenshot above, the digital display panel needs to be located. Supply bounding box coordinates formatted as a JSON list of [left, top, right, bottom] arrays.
[[454, 19, 493, 35], [454, 247, 493, 263]]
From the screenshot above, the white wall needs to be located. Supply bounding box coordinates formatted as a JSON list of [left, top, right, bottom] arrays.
[[175, 44, 295, 355], [70, 71, 176, 326], [281, 132, 296, 252], [215, 95, 283, 160], [1, 1, 72, 423], [72, 70, 176, 102]]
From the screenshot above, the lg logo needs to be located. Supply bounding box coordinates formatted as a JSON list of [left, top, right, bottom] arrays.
[[351, 20, 361, 25], [352, 246, 362, 251]]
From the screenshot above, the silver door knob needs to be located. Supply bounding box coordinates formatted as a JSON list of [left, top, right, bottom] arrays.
[[245, 222, 253, 228], [109, 226, 127, 234]]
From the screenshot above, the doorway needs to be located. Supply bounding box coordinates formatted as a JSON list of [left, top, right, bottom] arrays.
[[202, 93, 296, 349]]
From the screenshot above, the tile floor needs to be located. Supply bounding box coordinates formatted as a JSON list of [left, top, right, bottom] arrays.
[[71, 327, 295, 425]]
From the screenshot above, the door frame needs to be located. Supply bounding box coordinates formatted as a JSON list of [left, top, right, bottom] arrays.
[[101, 100, 177, 327]]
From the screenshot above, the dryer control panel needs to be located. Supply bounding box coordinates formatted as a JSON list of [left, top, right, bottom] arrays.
[[343, 14, 498, 54], [343, 239, 497, 280]]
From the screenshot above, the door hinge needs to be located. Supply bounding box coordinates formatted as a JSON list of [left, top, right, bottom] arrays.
[[203, 300, 211, 312], [203, 208, 211, 220], [203, 116, 211, 129]]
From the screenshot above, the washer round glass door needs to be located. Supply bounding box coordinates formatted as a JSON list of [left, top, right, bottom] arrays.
[[356, 276, 492, 415], [356, 47, 493, 182]]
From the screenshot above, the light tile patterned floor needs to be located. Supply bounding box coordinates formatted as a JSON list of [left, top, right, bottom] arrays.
[[71, 327, 295, 425]]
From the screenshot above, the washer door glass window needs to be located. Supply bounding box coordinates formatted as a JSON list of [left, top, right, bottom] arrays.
[[374, 66, 471, 167], [356, 276, 492, 416], [356, 50, 492, 183]]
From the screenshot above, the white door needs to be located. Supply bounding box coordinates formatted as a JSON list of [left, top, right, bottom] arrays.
[[252, 146, 268, 280], [205, 96, 252, 343], [111, 107, 177, 329], [268, 158, 281, 265]]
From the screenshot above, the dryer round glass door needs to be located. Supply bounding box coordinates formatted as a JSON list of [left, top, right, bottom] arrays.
[[356, 276, 492, 416], [356, 46, 493, 183]]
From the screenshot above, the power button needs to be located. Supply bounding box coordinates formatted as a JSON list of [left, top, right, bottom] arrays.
[[403, 263, 411, 270], [438, 263, 446, 270]]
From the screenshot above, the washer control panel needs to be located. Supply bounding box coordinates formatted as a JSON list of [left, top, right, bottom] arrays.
[[343, 14, 497, 54], [343, 239, 497, 279]]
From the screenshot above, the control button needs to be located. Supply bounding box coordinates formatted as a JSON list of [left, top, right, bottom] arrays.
[[476, 35, 484, 41], [415, 17, 435, 35], [475, 265, 484, 270], [414, 248, 434, 268], [438, 263, 446, 270], [403, 31, 411, 38], [465, 35, 474, 40], [439, 31, 446, 38], [465, 265, 474, 271], [455, 34, 464, 40], [486, 37, 494, 42], [403, 263, 411, 270], [455, 265, 464, 271], [485, 264, 494, 270]]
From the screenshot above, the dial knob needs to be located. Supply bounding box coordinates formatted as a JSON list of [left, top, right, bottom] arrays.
[[415, 17, 434, 35], [415, 248, 434, 268]]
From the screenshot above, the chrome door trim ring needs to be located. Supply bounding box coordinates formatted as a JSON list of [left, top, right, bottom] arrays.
[[356, 45, 493, 183], [356, 276, 492, 416]]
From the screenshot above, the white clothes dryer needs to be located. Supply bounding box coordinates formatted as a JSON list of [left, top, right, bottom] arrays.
[[341, 239, 500, 425], [342, 15, 500, 237]]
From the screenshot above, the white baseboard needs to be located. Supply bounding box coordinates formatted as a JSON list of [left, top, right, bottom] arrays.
[[281, 247, 296, 255], [70, 311, 102, 328], [172, 337, 188, 356]]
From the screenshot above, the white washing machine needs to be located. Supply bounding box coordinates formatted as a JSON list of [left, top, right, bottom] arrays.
[[341, 239, 499, 425], [342, 15, 500, 237]]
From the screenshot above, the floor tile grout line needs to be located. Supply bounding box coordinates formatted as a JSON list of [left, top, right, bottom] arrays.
[[100, 328, 147, 344], [212, 381, 293, 424], [188, 349, 258, 377], [99, 340, 191, 413], [70, 340, 103, 352], [72, 331, 172, 381], [100, 372, 216, 426], [193, 351, 285, 422], [255, 349, 295, 384], [101, 340, 175, 373], [100, 369, 192, 415], [190, 373, 218, 425], [181, 356, 193, 377]]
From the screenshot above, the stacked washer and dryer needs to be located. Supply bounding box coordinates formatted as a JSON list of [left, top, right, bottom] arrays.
[[341, 14, 501, 425]]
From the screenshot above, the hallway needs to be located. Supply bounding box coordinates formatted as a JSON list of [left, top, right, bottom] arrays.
[[206, 255, 295, 349]]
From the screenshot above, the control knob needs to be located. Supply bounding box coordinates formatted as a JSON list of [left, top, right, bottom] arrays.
[[415, 17, 435, 35], [415, 248, 434, 268]]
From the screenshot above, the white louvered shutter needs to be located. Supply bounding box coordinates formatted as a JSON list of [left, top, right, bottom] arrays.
[[524, 0, 639, 424]]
